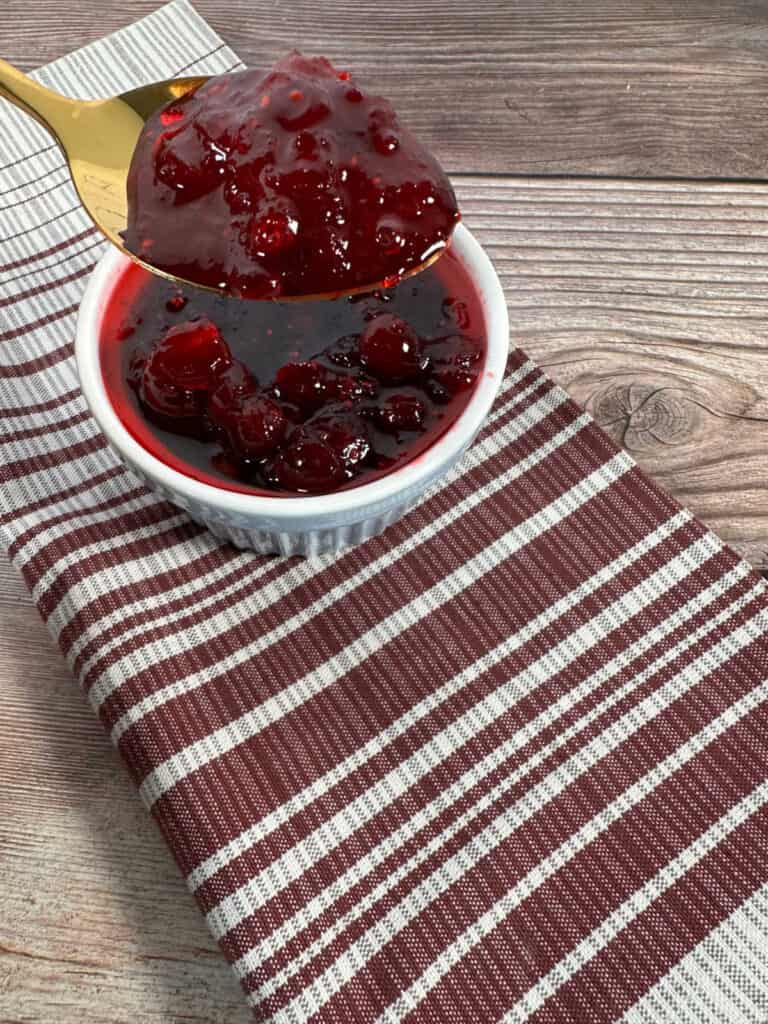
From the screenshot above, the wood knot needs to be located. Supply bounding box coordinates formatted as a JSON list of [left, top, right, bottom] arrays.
[[591, 382, 697, 453]]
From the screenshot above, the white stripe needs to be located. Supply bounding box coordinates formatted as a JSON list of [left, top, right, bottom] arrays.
[[234, 564, 757, 992], [62, 359, 542, 660], [14, 489, 163, 570], [91, 378, 564, 698], [289, 630, 768, 1024], [619, 882, 768, 1024], [213, 523, 718, 947], [47, 363, 542, 656], [0, 391, 84, 433], [106, 385, 580, 742], [38, 516, 225, 641], [30, 510, 191, 606], [7, 469, 135, 552], [504, 776, 768, 1023], [190, 508, 694, 894], [137, 450, 632, 807]]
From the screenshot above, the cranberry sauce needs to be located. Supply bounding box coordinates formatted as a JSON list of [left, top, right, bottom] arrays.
[[100, 248, 486, 496], [124, 52, 460, 299]]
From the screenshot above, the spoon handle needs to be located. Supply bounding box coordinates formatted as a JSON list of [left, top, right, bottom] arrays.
[[0, 57, 76, 140]]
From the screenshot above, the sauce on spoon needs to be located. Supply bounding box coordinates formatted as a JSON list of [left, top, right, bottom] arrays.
[[124, 52, 460, 300]]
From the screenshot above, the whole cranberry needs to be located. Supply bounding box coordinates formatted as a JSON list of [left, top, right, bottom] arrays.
[[246, 201, 299, 259], [165, 293, 188, 313], [334, 373, 378, 403], [431, 366, 479, 395], [359, 313, 426, 383], [127, 349, 146, 389], [155, 123, 224, 202], [298, 406, 371, 469], [207, 361, 259, 427], [227, 393, 288, 458], [140, 370, 200, 420], [148, 318, 232, 390], [427, 334, 482, 371], [274, 360, 335, 412], [271, 440, 346, 493], [375, 393, 427, 434], [324, 333, 360, 368]]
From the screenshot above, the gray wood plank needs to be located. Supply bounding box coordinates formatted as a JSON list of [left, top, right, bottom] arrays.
[[2, 0, 768, 178]]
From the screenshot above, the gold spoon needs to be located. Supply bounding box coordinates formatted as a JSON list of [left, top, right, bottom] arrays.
[[0, 59, 443, 300]]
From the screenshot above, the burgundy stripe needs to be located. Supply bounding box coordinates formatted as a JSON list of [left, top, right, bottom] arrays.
[[151, 471, 707, 882], [0, 262, 94, 310], [0, 340, 73, 377], [36, 519, 209, 623], [72, 545, 285, 680], [87, 376, 558, 704], [109, 397, 617, 767], [64, 365, 548, 672], [0, 407, 90, 445], [531, 804, 768, 1024], [222, 545, 753, 979], [194, 517, 730, 922], [58, 541, 268, 660], [8, 482, 149, 560], [0, 385, 81, 420], [279, 635, 768, 1024], [3, 237, 104, 287], [395, 678, 768, 1024], [0, 225, 95, 273], [0, 432, 105, 485], [22, 496, 181, 593], [0, 302, 79, 343]]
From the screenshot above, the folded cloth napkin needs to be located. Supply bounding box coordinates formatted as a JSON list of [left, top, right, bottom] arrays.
[[3, 3, 768, 1021]]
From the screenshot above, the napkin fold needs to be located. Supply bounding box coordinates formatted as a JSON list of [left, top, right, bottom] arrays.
[[2, 4, 768, 1021]]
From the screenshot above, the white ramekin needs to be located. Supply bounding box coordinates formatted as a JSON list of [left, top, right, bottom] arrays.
[[75, 224, 509, 557]]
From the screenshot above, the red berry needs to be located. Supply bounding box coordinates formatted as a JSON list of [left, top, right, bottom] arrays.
[[208, 361, 259, 427], [375, 393, 426, 434], [246, 202, 299, 258], [432, 366, 479, 395], [227, 393, 288, 458], [271, 440, 346, 493], [149, 318, 232, 390], [359, 313, 426, 382], [441, 298, 471, 330], [140, 370, 200, 420], [427, 334, 482, 371], [324, 333, 360, 368], [334, 373, 378, 402], [165, 293, 188, 313], [298, 407, 371, 469], [160, 107, 185, 127], [274, 360, 335, 411], [154, 123, 223, 202], [127, 349, 146, 388]]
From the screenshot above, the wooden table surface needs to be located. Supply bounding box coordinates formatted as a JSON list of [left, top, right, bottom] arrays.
[[3, 2, 768, 1021]]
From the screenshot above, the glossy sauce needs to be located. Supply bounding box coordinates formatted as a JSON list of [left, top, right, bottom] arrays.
[[124, 53, 460, 299], [100, 247, 486, 496]]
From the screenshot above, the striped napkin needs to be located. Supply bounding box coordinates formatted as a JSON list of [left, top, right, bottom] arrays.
[[2, 3, 768, 1021]]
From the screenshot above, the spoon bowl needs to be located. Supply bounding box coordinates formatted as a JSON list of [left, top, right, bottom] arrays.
[[0, 59, 442, 300]]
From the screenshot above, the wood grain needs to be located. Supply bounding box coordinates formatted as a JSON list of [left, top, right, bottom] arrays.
[[2, 0, 768, 179], [4, 174, 768, 1021], [5, 0, 768, 1015]]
